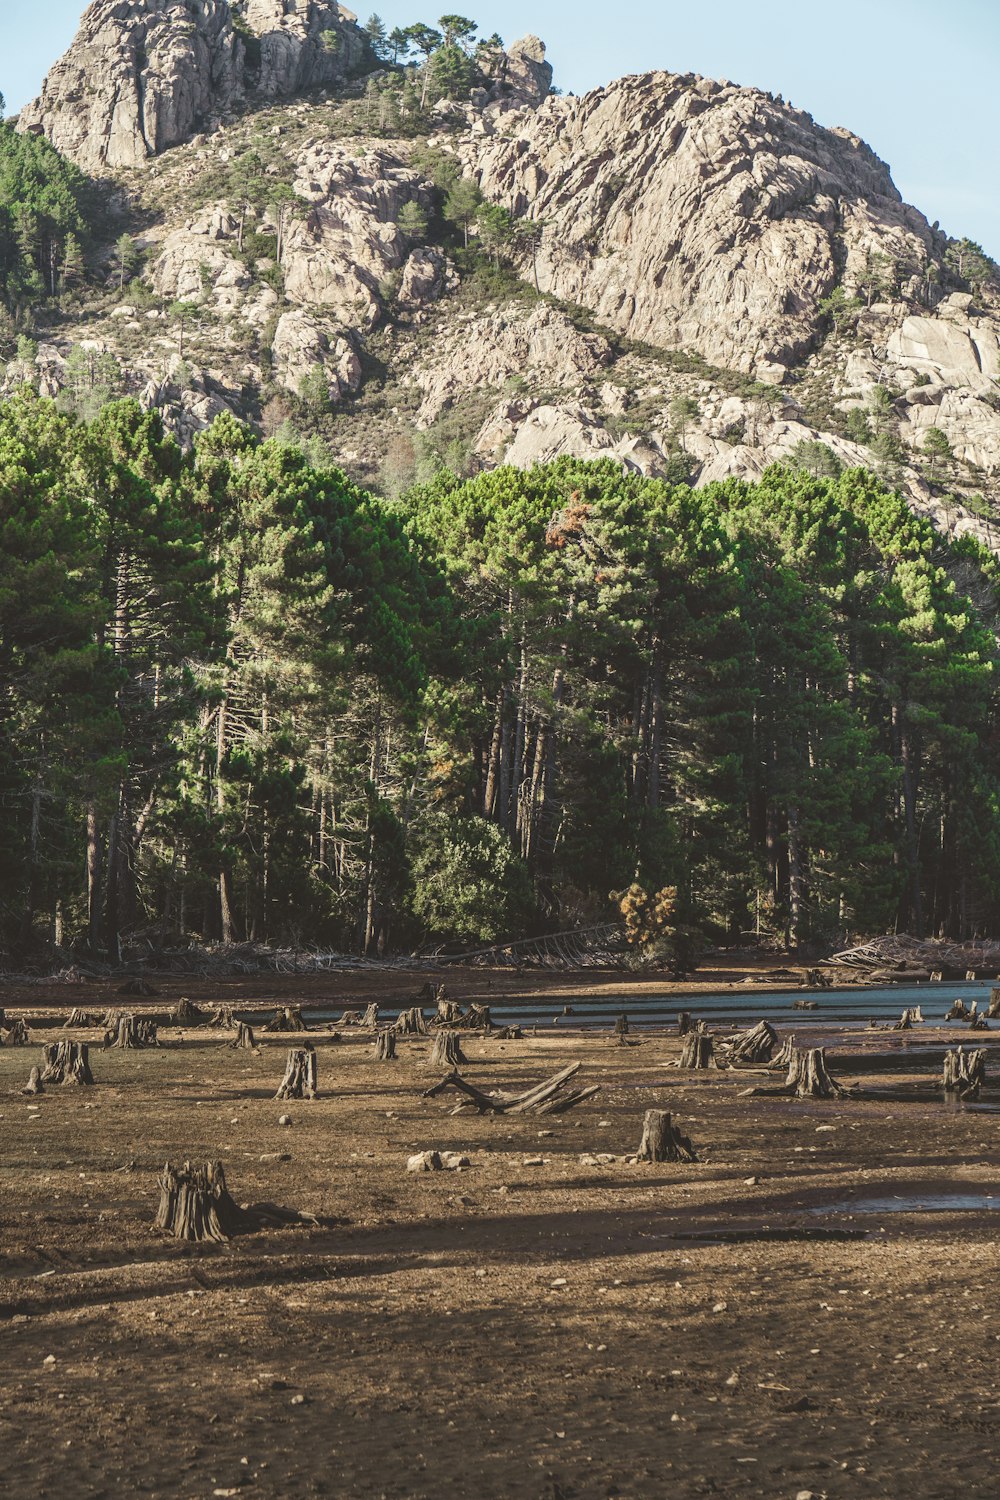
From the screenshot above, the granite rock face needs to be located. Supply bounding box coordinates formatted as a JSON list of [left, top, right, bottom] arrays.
[[17, 0, 365, 172], [459, 70, 935, 377]]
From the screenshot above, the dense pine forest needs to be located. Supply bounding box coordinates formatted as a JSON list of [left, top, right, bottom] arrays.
[[2, 390, 999, 962]]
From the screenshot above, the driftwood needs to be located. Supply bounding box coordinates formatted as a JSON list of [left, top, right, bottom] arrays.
[[274, 1045, 317, 1100], [636, 1109, 697, 1162], [943, 1046, 986, 1097], [171, 998, 207, 1026], [396, 1007, 428, 1036], [429, 1031, 467, 1068], [373, 1028, 397, 1061], [40, 1041, 94, 1085], [22, 1066, 44, 1096], [424, 1060, 599, 1116], [263, 1006, 308, 1032], [680, 1027, 715, 1069], [750, 1045, 850, 1099], [230, 1021, 256, 1050], [725, 1019, 778, 1065], [107, 1014, 157, 1049], [5, 1018, 29, 1046]]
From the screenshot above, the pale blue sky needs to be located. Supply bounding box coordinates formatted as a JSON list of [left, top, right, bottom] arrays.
[[4, 0, 998, 256]]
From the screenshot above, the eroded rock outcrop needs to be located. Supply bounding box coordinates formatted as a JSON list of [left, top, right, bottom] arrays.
[[459, 70, 934, 378], [17, 0, 366, 172]]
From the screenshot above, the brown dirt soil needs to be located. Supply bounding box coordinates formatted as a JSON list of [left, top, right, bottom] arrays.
[[2, 996, 1000, 1499]]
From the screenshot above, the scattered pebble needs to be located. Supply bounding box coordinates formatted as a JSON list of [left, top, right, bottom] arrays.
[[277, 1115, 292, 1127]]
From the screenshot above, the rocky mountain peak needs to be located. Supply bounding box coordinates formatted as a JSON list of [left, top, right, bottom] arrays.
[[16, 0, 366, 172]]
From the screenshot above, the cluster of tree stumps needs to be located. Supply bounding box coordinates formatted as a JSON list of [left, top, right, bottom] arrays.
[[943, 1046, 986, 1098]]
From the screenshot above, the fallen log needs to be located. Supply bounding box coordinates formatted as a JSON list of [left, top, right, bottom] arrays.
[[423, 1060, 599, 1116], [40, 1041, 94, 1085], [274, 1045, 318, 1100], [943, 1046, 986, 1096], [635, 1109, 697, 1162]]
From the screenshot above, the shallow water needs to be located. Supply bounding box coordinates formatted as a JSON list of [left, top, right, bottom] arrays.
[[809, 1191, 1000, 1216], [317, 981, 998, 1032]]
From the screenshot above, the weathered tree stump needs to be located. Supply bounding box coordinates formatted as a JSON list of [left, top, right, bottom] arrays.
[[429, 1031, 467, 1068], [40, 1041, 94, 1085], [462, 1003, 494, 1032], [804, 967, 831, 989], [988, 987, 1000, 1019], [22, 1066, 44, 1096], [680, 1028, 715, 1069], [424, 1061, 599, 1115], [360, 1002, 380, 1029], [943, 1045, 986, 1096], [5, 1018, 29, 1046], [274, 1045, 318, 1100], [494, 1025, 524, 1040], [946, 997, 972, 1021], [636, 1109, 697, 1162], [154, 1160, 246, 1242], [894, 1008, 914, 1030], [966, 970, 978, 982], [396, 1007, 428, 1035], [118, 977, 159, 997], [263, 1006, 308, 1032], [207, 1005, 236, 1029], [373, 1028, 397, 1061], [63, 1008, 97, 1029], [773, 1035, 796, 1067], [171, 998, 207, 1026], [930, 970, 944, 983], [108, 1014, 157, 1049], [614, 1012, 631, 1047], [761, 1046, 849, 1098], [230, 1021, 256, 1050], [677, 1011, 693, 1036], [726, 1019, 778, 1064]]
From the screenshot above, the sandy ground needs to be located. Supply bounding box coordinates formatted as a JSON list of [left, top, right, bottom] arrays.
[[3, 987, 1000, 1499]]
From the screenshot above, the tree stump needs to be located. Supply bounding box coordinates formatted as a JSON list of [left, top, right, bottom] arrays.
[[894, 1008, 913, 1030], [264, 1006, 308, 1032], [635, 1109, 697, 1162], [429, 1031, 467, 1068], [943, 1045, 986, 1096], [40, 1041, 94, 1085], [782, 1046, 847, 1098], [680, 1028, 715, 1068], [171, 998, 206, 1026], [930, 970, 943, 983], [614, 1013, 631, 1047], [154, 1160, 246, 1242], [494, 1025, 524, 1040], [677, 1011, 693, 1036], [63, 1008, 97, 1029], [22, 1066, 44, 1096], [462, 1003, 494, 1031], [434, 990, 462, 1025], [230, 1021, 256, 1050], [989, 987, 1000, 1019], [274, 1045, 318, 1100], [109, 1014, 157, 1048], [396, 1007, 427, 1035], [946, 998, 971, 1021], [773, 1035, 796, 1067], [360, 1002, 380, 1029], [5, 1018, 29, 1046], [373, 1028, 397, 1061], [207, 1005, 236, 1029], [726, 1019, 778, 1064]]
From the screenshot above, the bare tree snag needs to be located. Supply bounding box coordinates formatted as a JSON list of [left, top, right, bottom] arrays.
[[680, 1028, 715, 1069], [373, 1029, 397, 1061], [22, 1066, 43, 1096], [725, 1019, 778, 1065], [636, 1109, 697, 1162], [396, 1007, 427, 1035], [424, 1061, 599, 1115], [943, 1046, 986, 1096], [171, 998, 207, 1026], [107, 1014, 157, 1049], [264, 1006, 308, 1032], [275, 1046, 318, 1100], [230, 1021, 256, 1050], [5, 1018, 29, 1046], [40, 1041, 94, 1085], [155, 1160, 246, 1242], [429, 1032, 467, 1068]]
